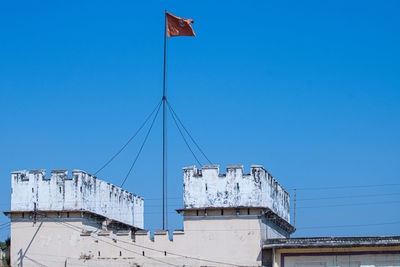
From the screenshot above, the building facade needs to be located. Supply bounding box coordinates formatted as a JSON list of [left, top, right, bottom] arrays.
[[263, 236, 400, 267], [4, 165, 400, 266], [5, 164, 295, 266]]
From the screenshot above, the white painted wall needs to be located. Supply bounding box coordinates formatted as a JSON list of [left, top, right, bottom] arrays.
[[10, 215, 399, 267], [10, 214, 274, 267], [11, 169, 144, 228], [183, 165, 290, 222]]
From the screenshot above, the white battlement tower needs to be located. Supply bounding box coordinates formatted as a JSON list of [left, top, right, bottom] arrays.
[[183, 164, 290, 222], [10, 169, 144, 229], [178, 164, 295, 244]]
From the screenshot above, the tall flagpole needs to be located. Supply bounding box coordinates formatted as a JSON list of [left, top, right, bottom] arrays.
[[162, 10, 167, 231]]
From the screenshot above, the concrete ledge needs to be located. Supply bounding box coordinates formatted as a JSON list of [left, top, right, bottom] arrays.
[[154, 230, 168, 235], [263, 236, 400, 249], [97, 231, 111, 236], [29, 169, 45, 174], [80, 231, 91, 236], [135, 230, 149, 235], [183, 165, 196, 170], [226, 165, 244, 169], [116, 231, 130, 236], [173, 230, 184, 235], [202, 165, 219, 169]]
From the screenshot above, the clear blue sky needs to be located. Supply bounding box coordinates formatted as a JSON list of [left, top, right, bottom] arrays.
[[1, 0, 399, 240]]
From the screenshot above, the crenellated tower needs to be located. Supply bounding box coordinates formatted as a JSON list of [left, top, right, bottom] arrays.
[[182, 164, 290, 222], [10, 169, 144, 229], [178, 164, 295, 240]]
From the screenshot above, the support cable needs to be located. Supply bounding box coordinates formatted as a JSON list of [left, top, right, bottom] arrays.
[[167, 103, 202, 166], [287, 183, 400, 191], [291, 192, 400, 202], [166, 100, 213, 165], [120, 101, 162, 187], [94, 100, 162, 175], [294, 199, 400, 209]]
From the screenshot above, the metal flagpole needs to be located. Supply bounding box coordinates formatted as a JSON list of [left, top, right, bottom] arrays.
[[294, 189, 296, 227], [162, 10, 167, 230]]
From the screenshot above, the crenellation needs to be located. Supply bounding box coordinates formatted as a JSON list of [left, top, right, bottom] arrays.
[[12, 170, 28, 182], [51, 169, 68, 175], [7, 162, 298, 267], [11, 169, 144, 229], [183, 164, 291, 222], [201, 165, 219, 180], [29, 169, 45, 174], [11, 170, 25, 174]]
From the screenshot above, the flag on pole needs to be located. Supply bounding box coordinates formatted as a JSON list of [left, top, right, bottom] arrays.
[[166, 12, 195, 37]]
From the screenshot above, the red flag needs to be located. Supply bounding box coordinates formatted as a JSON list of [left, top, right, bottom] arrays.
[[166, 12, 195, 37]]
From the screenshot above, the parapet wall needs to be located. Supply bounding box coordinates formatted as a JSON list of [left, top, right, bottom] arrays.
[[183, 165, 290, 222], [11, 169, 144, 229]]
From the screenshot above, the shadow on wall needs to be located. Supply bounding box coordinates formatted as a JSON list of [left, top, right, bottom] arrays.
[[18, 222, 43, 267]]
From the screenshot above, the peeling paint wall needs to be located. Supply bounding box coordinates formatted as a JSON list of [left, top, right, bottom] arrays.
[[11, 169, 144, 228], [183, 165, 290, 222]]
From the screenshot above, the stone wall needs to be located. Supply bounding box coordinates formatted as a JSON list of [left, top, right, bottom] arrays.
[[11, 169, 144, 228], [183, 164, 290, 222]]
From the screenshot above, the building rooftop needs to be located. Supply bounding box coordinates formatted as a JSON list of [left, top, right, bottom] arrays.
[[263, 236, 400, 249]]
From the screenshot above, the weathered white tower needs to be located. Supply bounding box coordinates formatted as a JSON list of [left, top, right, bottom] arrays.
[[182, 164, 290, 222], [176, 164, 295, 267], [9, 169, 144, 228]]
